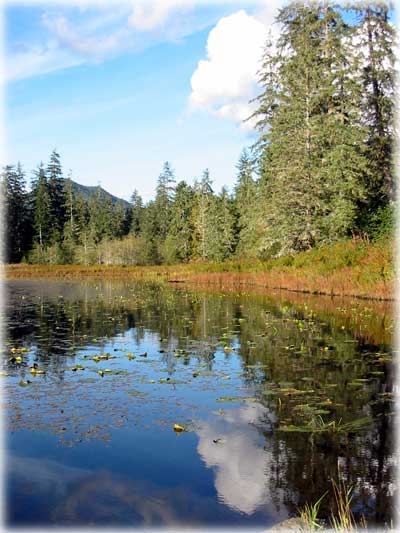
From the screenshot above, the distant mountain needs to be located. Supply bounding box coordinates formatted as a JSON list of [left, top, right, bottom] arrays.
[[71, 181, 131, 209]]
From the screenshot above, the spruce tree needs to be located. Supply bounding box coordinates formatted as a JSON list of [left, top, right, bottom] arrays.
[[61, 173, 79, 263], [31, 163, 52, 258], [129, 189, 144, 236], [1, 164, 31, 262], [75, 195, 90, 265], [63, 173, 78, 243], [192, 169, 214, 261], [46, 149, 66, 243], [234, 149, 262, 256], [111, 201, 126, 239], [215, 187, 237, 260], [88, 187, 107, 244], [253, 2, 368, 255], [355, 2, 396, 206], [154, 161, 176, 240], [140, 200, 161, 264], [164, 181, 195, 262]]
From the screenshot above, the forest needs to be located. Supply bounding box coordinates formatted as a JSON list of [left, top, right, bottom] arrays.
[[2, 2, 396, 267]]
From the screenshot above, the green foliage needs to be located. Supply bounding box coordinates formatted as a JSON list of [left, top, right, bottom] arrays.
[[253, 3, 368, 256], [359, 203, 395, 241], [32, 163, 52, 253], [164, 181, 195, 263], [299, 492, 326, 531], [1, 163, 32, 262], [46, 149, 66, 243], [234, 149, 263, 257], [154, 161, 176, 240]]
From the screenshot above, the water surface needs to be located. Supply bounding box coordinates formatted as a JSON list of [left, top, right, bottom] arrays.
[[3, 280, 395, 528]]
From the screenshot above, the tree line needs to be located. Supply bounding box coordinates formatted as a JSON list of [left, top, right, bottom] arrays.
[[2, 1, 395, 266]]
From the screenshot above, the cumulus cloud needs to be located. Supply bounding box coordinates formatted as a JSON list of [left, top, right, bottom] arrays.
[[189, 10, 269, 130], [188, 6, 283, 130]]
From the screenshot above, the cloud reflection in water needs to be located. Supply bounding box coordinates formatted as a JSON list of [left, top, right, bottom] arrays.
[[196, 402, 283, 518]]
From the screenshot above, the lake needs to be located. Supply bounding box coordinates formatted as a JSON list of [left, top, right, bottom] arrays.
[[3, 279, 395, 528]]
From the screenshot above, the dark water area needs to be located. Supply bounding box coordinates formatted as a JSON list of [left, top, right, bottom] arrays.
[[3, 279, 396, 528]]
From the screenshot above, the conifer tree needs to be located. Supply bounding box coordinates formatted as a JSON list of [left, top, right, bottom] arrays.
[[111, 201, 126, 239], [215, 187, 237, 260], [253, 2, 368, 255], [355, 2, 396, 206], [234, 149, 262, 256], [61, 173, 79, 263], [31, 163, 52, 259], [75, 195, 90, 265], [140, 200, 160, 264], [192, 169, 214, 261], [129, 189, 144, 236], [46, 149, 66, 243], [1, 164, 31, 262], [88, 187, 107, 244], [154, 162, 176, 240], [164, 181, 195, 262], [63, 173, 78, 244]]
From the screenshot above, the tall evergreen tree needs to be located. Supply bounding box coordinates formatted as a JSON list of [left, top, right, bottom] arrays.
[[355, 2, 396, 206], [215, 187, 237, 260], [46, 149, 66, 243], [154, 162, 176, 240], [192, 169, 214, 261], [1, 164, 31, 262], [75, 194, 90, 265], [31, 163, 52, 257], [234, 149, 262, 256], [164, 181, 195, 262], [129, 189, 144, 236], [140, 200, 161, 264], [88, 187, 107, 244], [253, 2, 368, 255], [63, 173, 78, 244], [111, 201, 126, 239]]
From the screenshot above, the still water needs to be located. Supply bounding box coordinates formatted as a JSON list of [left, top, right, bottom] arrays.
[[3, 280, 395, 528]]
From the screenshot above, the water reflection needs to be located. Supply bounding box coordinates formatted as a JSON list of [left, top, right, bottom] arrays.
[[7, 454, 228, 526], [4, 279, 395, 527], [197, 403, 280, 516]]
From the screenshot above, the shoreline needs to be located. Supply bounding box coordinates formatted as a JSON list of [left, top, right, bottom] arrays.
[[4, 266, 394, 303], [4, 236, 394, 302]]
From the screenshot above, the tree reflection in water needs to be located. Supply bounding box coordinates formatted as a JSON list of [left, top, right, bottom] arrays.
[[4, 279, 395, 527]]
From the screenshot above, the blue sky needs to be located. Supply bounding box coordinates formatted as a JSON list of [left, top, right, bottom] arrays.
[[5, 1, 279, 201]]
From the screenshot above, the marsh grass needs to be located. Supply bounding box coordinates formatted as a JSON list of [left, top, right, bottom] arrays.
[[331, 480, 356, 531], [299, 480, 370, 531], [299, 492, 327, 531], [279, 415, 372, 435], [5, 239, 393, 300]]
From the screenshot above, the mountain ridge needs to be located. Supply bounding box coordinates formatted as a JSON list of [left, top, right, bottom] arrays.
[[71, 180, 131, 209]]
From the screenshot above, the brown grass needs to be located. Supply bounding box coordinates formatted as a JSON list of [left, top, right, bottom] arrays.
[[4, 239, 394, 301]]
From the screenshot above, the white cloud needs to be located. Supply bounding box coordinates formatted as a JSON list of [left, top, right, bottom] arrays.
[[42, 13, 130, 58], [189, 8, 280, 130], [6, 40, 84, 82], [128, 0, 194, 31], [6, 2, 278, 83]]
